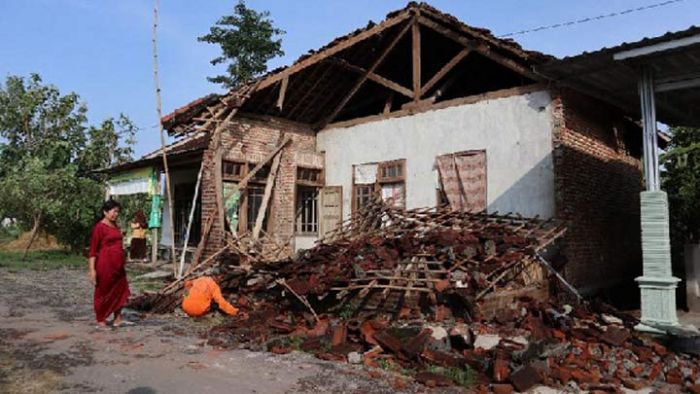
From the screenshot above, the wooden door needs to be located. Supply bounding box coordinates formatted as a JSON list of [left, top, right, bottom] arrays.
[[320, 186, 342, 237]]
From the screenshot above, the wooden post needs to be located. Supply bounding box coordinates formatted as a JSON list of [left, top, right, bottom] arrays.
[[152, 0, 177, 272], [252, 149, 282, 240], [412, 17, 421, 102], [177, 159, 204, 278], [214, 148, 225, 243]]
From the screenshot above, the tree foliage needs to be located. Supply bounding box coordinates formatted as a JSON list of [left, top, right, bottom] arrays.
[[0, 74, 136, 252], [198, 0, 285, 89], [661, 127, 700, 244]]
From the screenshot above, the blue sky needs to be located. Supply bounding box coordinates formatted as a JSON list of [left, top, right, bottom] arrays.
[[1, 0, 698, 157]]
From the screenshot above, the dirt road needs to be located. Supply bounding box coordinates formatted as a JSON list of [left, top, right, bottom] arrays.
[[0, 267, 426, 394]]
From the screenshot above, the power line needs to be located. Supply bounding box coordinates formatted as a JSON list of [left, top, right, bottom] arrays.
[[499, 0, 687, 37]]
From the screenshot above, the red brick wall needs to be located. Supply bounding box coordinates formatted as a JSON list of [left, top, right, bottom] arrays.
[[199, 115, 320, 259], [552, 90, 643, 293]]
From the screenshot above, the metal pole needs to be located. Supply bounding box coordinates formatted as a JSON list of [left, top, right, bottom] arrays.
[[638, 67, 660, 191]]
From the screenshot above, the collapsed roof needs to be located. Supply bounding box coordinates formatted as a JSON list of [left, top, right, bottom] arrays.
[[162, 2, 552, 136]]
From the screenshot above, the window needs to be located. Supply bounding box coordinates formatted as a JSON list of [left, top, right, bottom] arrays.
[[378, 160, 403, 181], [246, 186, 267, 232], [296, 186, 319, 234], [353, 184, 374, 212], [250, 163, 270, 182], [352, 159, 406, 213], [435, 150, 486, 212], [297, 167, 323, 186], [222, 160, 244, 180], [381, 182, 405, 208]]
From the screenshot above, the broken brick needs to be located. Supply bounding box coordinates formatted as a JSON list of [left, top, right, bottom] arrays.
[[421, 348, 464, 368], [415, 372, 453, 387], [510, 364, 543, 392], [622, 378, 647, 390], [688, 384, 700, 394], [374, 330, 403, 354], [666, 369, 683, 385], [601, 327, 630, 347], [571, 369, 594, 384], [331, 323, 347, 347], [491, 383, 515, 394], [493, 358, 510, 382]]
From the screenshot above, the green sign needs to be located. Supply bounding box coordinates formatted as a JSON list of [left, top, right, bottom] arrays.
[[224, 183, 240, 230], [149, 194, 162, 229]]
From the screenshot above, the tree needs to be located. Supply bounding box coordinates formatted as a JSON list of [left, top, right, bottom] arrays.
[[198, 0, 285, 89], [662, 126, 700, 245], [0, 74, 136, 254]]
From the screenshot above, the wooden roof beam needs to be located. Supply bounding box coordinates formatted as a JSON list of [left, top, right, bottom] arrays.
[[412, 17, 421, 102], [420, 48, 470, 97], [417, 15, 539, 81], [254, 10, 412, 92], [317, 20, 413, 129], [327, 57, 414, 98], [276, 75, 289, 110]]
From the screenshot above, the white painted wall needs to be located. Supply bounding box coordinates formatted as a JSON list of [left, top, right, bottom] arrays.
[[317, 90, 556, 220]]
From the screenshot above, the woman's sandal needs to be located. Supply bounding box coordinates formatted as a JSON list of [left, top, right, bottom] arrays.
[[113, 320, 135, 327], [94, 323, 111, 331]]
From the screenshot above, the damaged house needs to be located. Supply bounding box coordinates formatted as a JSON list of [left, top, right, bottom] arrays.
[[106, 3, 653, 294]]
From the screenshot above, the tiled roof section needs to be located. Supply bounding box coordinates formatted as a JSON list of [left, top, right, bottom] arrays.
[[555, 25, 700, 63], [161, 94, 222, 130], [142, 132, 211, 159]]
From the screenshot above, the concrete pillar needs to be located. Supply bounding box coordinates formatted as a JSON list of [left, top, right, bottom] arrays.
[[635, 67, 680, 331], [686, 243, 700, 312]]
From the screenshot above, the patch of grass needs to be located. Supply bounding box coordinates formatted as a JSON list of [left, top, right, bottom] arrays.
[[426, 365, 477, 388], [130, 280, 164, 293], [0, 250, 85, 271], [289, 336, 303, 351], [0, 224, 22, 244], [378, 358, 397, 371]]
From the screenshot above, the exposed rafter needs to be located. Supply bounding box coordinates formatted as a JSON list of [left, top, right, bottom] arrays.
[[417, 15, 539, 81], [412, 17, 421, 102], [253, 10, 412, 92], [327, 57, 414, 98], [421, 48, 471, 97], [317, 20, 413, 129], [276, 76, 289, 110]]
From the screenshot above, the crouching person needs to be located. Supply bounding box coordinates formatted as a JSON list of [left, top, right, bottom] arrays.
[[182, 276, 238, 317]]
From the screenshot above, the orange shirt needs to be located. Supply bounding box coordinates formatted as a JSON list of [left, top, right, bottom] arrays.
[[182, 276, 238, 317]]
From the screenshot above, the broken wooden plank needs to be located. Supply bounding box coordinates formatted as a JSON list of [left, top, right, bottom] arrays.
[[276, 75, 289, 110], [190, 213, 214, 269], [252, 146, 283, 240]]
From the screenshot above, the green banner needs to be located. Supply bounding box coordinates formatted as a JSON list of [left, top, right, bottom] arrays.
[[109, 167, 154, 185], [224, 183, 240, 231], [149, 194, 162, 229]]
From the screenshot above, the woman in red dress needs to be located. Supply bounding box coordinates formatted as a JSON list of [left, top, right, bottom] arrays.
[[88, 200, 131, 327]]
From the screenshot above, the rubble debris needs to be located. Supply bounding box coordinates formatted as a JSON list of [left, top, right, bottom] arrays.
[[130, 200, 700, 392]]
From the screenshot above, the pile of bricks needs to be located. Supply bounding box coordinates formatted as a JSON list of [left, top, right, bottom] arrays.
[[134, 201, 699, 391]]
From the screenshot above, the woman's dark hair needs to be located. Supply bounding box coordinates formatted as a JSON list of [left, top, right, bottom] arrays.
[[134, 210, 147, 228], [101, 199, 121, 216]]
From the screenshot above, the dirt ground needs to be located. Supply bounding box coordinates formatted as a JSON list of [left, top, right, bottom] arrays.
[[0, 267, 444, 394]]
